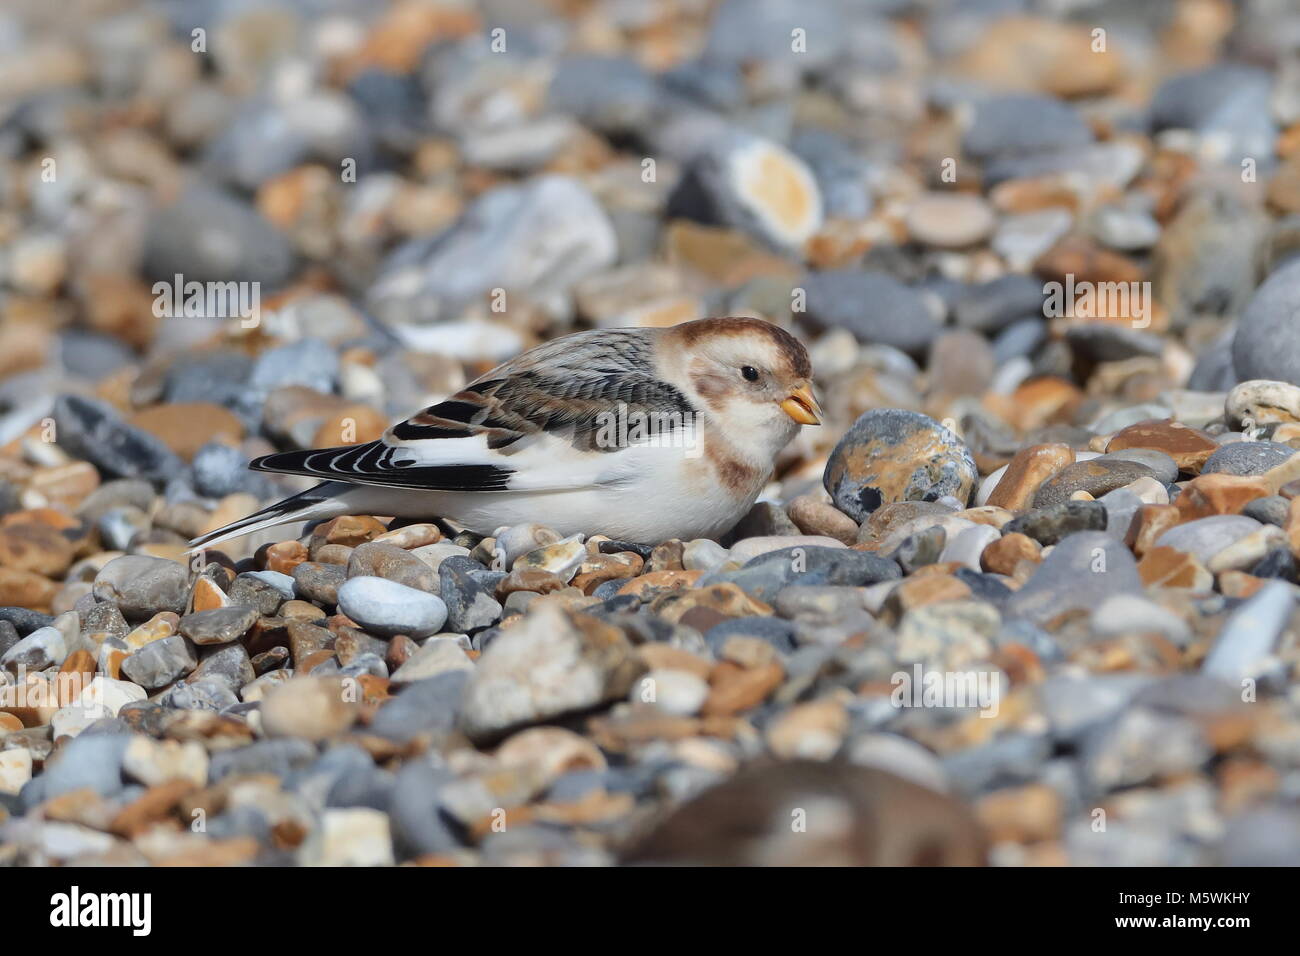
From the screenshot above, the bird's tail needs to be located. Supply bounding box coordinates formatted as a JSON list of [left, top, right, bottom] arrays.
[[188, 482, 350, 553]]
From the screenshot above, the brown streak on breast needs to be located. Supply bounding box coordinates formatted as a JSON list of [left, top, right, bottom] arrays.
[[707, 446, 765, 498]]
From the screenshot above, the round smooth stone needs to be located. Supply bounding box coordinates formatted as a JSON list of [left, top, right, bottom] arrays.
[[337, 576, 448, 639]]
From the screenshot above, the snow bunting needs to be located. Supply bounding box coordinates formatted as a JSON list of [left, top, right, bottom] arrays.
[[191, 317, 819, 548]]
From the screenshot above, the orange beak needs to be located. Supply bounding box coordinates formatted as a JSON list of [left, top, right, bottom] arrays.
[[780, 383, 821, 425]]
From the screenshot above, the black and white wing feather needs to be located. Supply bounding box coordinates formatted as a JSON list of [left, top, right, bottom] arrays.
[[249, 328, 695, 493]]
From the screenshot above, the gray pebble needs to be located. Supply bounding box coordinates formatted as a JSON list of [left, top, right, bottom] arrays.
[[121, 635, 198, 690], [1232, 259, 1300, 386], [92, 555, 189, 619], [179, 606, 258, 646], [1006, 532, 1142, 625], [338, 576, 448, 639], [1202, 580, 1295, 683], [802, 271, 940, 355], [1202, 440, 1296, 476]]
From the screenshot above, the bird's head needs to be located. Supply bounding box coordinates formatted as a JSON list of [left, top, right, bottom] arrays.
[[660, 316, 820, 458]]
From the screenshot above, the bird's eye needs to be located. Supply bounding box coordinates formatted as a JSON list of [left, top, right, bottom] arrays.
[[741, 366, 760, 382]]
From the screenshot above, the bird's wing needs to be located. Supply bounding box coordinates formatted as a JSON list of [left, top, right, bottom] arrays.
[[250, 329, 698, 493]]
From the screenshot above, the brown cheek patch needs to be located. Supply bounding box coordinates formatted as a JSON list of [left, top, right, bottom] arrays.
[[689, 363, 732, 414]]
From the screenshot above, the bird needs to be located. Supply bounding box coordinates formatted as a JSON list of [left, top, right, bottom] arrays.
[[190, 316, 820, 550]]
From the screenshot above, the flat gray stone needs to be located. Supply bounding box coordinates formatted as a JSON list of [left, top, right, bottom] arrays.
[[1005, 532, 1141, 624]]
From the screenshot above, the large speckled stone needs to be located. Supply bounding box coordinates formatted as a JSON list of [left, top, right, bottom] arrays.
[[823, 409, 977, 522]]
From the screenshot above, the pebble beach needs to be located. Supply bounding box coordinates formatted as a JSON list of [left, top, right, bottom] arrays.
[[2, 0, 1300, 868]]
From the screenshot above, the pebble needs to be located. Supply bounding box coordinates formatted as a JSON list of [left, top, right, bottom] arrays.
[[955, 275, 1046, 334], [728, 535, 845, 565], [438, 558, 503, 633], [1155, 516, 1263, 565], [260, 676, 358, 741], [785, 496, 858, 544], [145, 183, 295, 288], [705, 546, 899, 603], [1202, 441, 1296, 476], [1006, 532, 1142, 625], [704, 616, 797, 657], [29, 733, 131, 806], [121, 737, 207, 788], [228, 572, 289, 616], [906, 193, 996, 248], [389, 638, 474, 684], [1, 625, 66, 673], [986, 443, 1074, 510], [336, 577, 448, 639], [1233, 261, 1300, 385], [459, 603, 642, 743], [513, 537, 587, 582], [1097, 449, 1179, 486], [1202, 580, 1294, 683], [1092, 594, 1191, 645], [1225, 379, 1300, 427], [1243, 495, 1290, 527], [1081, 708, 1209, 794], [120, 636, 198, 690], [980, 532, 1041, 577], [964, 93, 1092, 163], [668, 133, 823, 250], [802, 273, 940, 356], [368, 175, 616, 330], [1003, 500, 1108, 546], [1106, 420, 1217, 473], [891, 525, 946, 573], [1032, 458, 1157, 508], [1151, 64, 1276, 167], [682, 539, 731, 572], [368, 672, 467, 743], [0, 750, 32, 796], [52, 395, 184, 486], [92, 556, 188, 619], [824, 409, 977, 521], [299, 808, 394, 867], [292, 562, 347, 606], [347, 541, 435, 592], [634, 669, 709, 717], [178, 607, 257, 646]]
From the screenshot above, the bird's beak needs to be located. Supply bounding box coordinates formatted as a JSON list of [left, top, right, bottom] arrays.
[[780, 383, 821, 425]]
